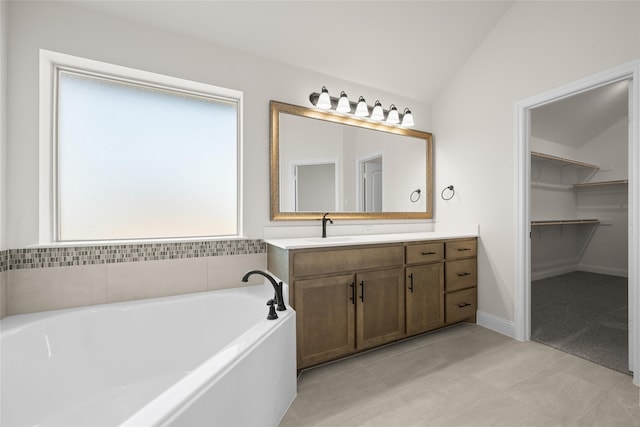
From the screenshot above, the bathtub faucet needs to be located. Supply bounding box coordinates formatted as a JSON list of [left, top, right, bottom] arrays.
[[241, 270, 286, 312]]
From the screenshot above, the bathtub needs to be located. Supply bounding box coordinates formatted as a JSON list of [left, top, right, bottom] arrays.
[[0, 283, 296, 427]]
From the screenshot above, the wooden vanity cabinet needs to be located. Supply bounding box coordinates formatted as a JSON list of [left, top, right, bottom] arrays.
[[269, 244, 405, 369], [267, 237, 477, 369], [405, 242, 444, 336], [444, 239, 478, 324], [293, 274, 355, 368]]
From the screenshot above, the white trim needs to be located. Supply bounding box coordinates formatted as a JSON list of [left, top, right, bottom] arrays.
[[39, 49, 244, 244], [578, 264, 628, 278], [477, 310, 515, 339], [514, 59, 640, 384]]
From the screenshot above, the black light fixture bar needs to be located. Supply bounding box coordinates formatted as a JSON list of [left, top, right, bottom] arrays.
[[309, 91, 414, 126]]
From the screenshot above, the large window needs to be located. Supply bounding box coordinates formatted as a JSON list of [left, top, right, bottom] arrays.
[[43, 52, 241, 242]]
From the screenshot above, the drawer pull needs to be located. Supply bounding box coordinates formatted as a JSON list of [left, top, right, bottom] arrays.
[[350, 282, 355, 304], [457, 272, 471, 277], [408, 273, 414, 293], [457, 302, 472, 308], [360, 281, 365, 302], [421, 251, 437, 255], [457, 248, 471, 252]]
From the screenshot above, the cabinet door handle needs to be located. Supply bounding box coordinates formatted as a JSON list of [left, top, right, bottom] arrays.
[[457, 302, 472, 308], [421, 251, 436, 255], [408, 273, 414, 293], [350, 282, 355, 304], [457, 272, 471, 277], [457, 248, 471, 252], [360, 281, 365, 302]]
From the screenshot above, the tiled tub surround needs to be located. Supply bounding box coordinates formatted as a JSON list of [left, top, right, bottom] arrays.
[[0, 240, 267, 317]]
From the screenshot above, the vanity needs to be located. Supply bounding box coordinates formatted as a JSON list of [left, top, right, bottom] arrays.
[[266, 232, 477, 369], [267, 99, 477, 369]]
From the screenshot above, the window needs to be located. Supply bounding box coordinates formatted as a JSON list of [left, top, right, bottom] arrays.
[[41, 51, 242, 242]]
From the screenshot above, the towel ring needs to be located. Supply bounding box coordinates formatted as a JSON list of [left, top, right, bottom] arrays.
[[410, 189, 421, 203], [441, 185, 455, 200]]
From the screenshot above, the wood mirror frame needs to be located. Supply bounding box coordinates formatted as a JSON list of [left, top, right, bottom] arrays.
[[270, 100, 433, 220]]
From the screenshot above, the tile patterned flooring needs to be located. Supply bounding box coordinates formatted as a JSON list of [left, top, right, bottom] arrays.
[[280, 324, 640, 427]]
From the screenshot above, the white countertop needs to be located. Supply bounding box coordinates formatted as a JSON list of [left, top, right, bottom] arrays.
[[265, 230, 478, 250]]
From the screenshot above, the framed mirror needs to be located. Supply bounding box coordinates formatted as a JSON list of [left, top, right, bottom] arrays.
[[270, 100, 433, 220]]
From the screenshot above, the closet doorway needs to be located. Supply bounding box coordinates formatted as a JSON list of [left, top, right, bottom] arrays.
[[529, 80, 630, 373]]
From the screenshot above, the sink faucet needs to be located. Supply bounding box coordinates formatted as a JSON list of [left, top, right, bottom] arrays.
[[322, 213, 333, 238], [241, 270, 286, 311]]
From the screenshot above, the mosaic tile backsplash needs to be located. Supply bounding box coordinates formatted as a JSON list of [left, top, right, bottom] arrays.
[[0, 239, 265, 271]]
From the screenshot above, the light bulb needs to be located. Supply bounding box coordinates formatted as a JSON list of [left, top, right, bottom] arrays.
[[336, 91, 351, 113], [370, 100, 384, 121], [316, 86, 331, 109], [401, 108, 415, 127], [386, 104, 400, 124], [355, 96, 369, 117]]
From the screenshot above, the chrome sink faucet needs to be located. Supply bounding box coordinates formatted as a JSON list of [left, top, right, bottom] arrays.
[[321, 213, 333, 238]]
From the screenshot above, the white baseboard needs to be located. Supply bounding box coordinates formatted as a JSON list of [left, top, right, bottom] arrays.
[[531, 258, 579, 281], [578, 264, 628, 278], [476, 310, 515, 340]]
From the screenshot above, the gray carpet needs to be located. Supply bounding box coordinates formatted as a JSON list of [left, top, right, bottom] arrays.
[[531, 271, 629, 374]]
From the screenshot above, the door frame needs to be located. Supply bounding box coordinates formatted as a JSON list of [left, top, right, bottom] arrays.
[[514, 59, 640, 384], [356, 151, 384, 212]]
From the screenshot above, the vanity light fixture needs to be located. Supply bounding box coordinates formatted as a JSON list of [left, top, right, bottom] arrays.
[[401, 108, 415, 127], [370, 100, 384, 121], [336, 91, 351, 113], [316, 86, 332, 110], [355, 96, 369, 117], [386, 104, 400, 124], [309, 87, 415, 127]]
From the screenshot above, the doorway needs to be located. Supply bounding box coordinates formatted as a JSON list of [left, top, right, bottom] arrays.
[[514, 60, 640, 383], [528, 80, 630, 373], [293, 161, 338, 212], [358, 154, 383, 212]]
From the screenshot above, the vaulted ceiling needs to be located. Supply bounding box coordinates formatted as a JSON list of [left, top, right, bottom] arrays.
[[70, 0, 629, 145], [71, 0, 514, 103], [531, 80, 629, 147]]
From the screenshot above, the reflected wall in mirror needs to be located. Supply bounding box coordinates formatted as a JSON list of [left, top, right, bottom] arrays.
[[270, 101, 433, 220]]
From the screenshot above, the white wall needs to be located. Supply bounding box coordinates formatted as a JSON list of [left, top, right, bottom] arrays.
[[1, 0, 7, 251], [6, 1, 432, 248], [433, 1, 640, 321], [1, 0, 8, 318]]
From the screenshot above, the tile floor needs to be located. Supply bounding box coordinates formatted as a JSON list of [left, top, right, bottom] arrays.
[[279, 324, 640, 426]]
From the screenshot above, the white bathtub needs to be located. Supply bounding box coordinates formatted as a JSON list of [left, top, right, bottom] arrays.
[[0, 283, 296, 427]]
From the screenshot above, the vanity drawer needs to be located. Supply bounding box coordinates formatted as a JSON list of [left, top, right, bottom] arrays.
[[445, 258, 477, 292], [292, 245, 403, 278], [405, 242, 444, 265], [445, 239, 477, 260], [445, 287, 477, 324]]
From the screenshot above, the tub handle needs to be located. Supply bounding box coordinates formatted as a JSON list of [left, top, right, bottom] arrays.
[[266, 299, 278, 320]]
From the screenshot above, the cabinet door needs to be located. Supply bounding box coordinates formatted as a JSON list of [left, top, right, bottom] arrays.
[[406, 263, 444, 336], [294, 274, 356, 368], [356, 268, 405, 350]]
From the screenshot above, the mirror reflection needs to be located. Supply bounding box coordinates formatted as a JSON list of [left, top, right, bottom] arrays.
[[270, 101, 433, 220]]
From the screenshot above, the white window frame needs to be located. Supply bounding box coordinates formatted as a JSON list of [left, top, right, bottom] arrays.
[[39, 49, 243, 244]]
